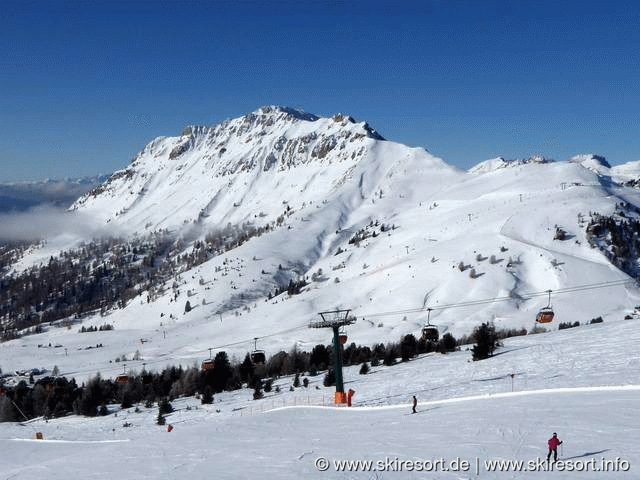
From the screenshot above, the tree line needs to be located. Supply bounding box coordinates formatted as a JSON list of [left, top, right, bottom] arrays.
[[0, 329, 463, 422], [0, 221, 277, 341]]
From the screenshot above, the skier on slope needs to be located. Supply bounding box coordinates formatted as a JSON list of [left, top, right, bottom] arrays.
[[547, 432, 562, 462], [412, 395, 417, 414]]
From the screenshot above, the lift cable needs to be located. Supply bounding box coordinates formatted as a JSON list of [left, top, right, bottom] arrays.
[[357, 278, 635, 319], [200, 278, 635, 354]]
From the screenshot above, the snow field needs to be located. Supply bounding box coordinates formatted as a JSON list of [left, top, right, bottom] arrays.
[[2, 317, 640, 479]]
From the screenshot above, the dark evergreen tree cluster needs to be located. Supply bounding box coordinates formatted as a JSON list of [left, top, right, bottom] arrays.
[[79, 324, 113, 333], [586, 205, 640, 279], [347, 220, 394, 247], [201, 222, 273, 261], [0, 357, 243, 422], [271, 278, 309, 298], [0, 329, 468, 422], [1, 376, 80, 421], [558, 321, 580, 330], [0, 242, 31, 274], [0, 233, 176, 340], [0, 221, 275, 341]]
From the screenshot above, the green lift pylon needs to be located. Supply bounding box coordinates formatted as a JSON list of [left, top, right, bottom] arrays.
[[309, 309, 355, 404]]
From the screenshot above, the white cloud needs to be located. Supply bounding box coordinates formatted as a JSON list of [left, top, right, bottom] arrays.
[[0, 205, 113, 242]]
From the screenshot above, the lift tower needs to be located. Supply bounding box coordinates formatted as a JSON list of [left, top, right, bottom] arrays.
[[309, 309, 355, 404]]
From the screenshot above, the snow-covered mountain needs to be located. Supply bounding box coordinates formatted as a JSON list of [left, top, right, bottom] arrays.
[[4, 107, 640, 480], [5, 106, 640, 376], [72, 105, 455, 234]]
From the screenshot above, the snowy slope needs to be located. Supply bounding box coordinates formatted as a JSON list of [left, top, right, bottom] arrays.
[[2, 319, 640, 479], [4, 107, 640, 377]]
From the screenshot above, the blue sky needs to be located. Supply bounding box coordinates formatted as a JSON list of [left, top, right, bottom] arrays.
[[1, 0, 639, 182]]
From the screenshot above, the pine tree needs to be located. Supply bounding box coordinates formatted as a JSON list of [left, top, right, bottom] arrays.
[[472, 322, 499, 361], [437, 333, 458, 353], [120, 390, 133, 409], [211, 351, 232, 392], [159, 398, 173, 414], [201, 386, 213, 404], [400, 334, 417, 361], [0, 396, 18, 422], [239, 354, 254, 382]]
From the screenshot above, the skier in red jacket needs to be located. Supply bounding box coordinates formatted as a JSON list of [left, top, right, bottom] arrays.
[[547, 433, 562, 462]]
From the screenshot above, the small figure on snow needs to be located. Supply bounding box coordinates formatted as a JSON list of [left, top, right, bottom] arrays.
[[347, 388, 355, 407], [412, 395, 417, 414], [547, 432, 562, 462]]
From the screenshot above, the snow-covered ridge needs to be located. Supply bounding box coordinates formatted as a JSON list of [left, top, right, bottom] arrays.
[[71, 106, 433, 234], [468, 155, 554, 175]]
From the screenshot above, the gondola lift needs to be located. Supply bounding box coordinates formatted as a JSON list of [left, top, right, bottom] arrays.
[[116, 364, 129, 385], [338, 326, 348, 345], [250, 338, 266, 365], [536, 290, 555, 324], [201, 348, 215, 371], [421, 308, 439, 342]]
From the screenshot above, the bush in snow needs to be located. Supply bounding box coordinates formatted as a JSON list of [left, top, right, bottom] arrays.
[[529, 325, 547, 334], [558, 321, 580, 330], [264, 378, 273, 392], [359, 362, 370, 375], [252, 384, 263, 400], [0, 396, 18, 422], [323, 369, 336, 387], [495, 328, 527, 340], [554, 227, 567, 240], [437, 333, 457, 353], [590, 316, 604, 324]]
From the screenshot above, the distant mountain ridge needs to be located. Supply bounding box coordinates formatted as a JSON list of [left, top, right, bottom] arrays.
[[71, 105, 434, 234], [0, 175, 109, 213]]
